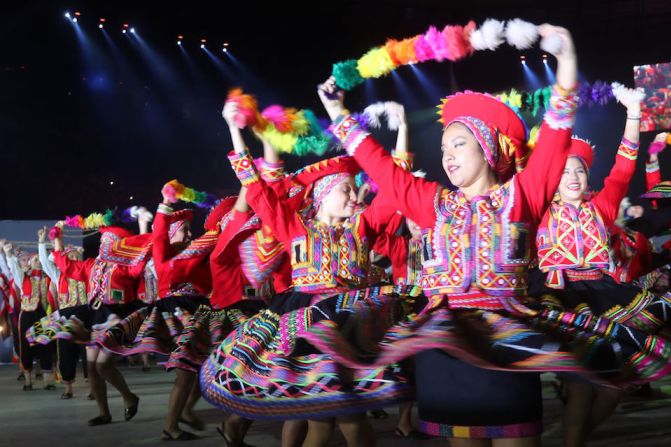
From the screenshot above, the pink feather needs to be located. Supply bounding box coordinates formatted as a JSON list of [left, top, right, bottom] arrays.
[[261, 105, 293, 133], [48, 226, 62, 241], [161, 183, 179, 204], [424, 26, 450, 61], [413, 34, 435, 62]]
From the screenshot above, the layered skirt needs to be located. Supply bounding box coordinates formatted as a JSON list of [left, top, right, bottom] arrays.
[[200, 285, 421, 420]]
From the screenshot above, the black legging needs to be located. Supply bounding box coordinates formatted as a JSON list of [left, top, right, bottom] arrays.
[[19, 309, 53, 372], [57, 305, 89, 382]]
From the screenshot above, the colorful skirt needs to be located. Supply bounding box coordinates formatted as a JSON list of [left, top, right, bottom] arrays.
[[528, 268, 671, 339], [96, 295, 209, 357], [200, 285, 421, 420], [299, 290, 671, 436], [164, 300, 265, 373], [26, 302, 142, 346]]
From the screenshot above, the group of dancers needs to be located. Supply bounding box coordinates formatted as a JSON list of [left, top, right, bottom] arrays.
[[3, 23, 671, 447]]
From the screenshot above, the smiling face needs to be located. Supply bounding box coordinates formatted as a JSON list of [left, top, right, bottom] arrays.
[[318, 176, 358, 219], [558, 156, 589, 204], [441, 122, 492, 189]]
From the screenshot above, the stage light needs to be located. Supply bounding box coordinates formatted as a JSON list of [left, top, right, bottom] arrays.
[[223, 42, 229, 47], [99, 18, 105, 29], [64, 12, 71, 19], [177, 35, 184, 45], [98, 24, 103, 29], [109, 181, 114, 186], [130, 27, 135, 34], [520, 55, 526, 65], [122, 23, 129, 34], [73, 17, 78, 23], [222, 48, 228, 53], [200, 38, 206, 49], [129, 196, 133, 200], [542, 54, 548, 64]]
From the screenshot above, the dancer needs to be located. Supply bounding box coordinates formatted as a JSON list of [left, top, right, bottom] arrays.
[[37, 226, 88, 399]]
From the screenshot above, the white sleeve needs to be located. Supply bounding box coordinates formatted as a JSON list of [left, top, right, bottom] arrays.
[[6, 255, 24, 287], [0, 253, 10, 278], [38, 243, 60, 285]]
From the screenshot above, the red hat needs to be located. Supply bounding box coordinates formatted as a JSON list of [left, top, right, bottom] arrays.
[[168, 209, 194, 238], [99, 226, 134, 240], [568, 137, 594, 169], [438, 92, 529, 182], [283, 156, 361, 211], [204, 197, 237, 232]]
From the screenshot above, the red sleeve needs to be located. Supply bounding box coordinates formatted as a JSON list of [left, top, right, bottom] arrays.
[[360, 193, 407, 240], [152, 205, 173, 266], [53, 251, 93, 283], [592, 140, 640, 227], [332, 119, 439, 229], [210, 209, 254, 262], [515, 120, 573, 222], [229, 150, 306, 249]]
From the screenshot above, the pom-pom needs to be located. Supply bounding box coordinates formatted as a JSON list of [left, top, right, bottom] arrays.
[[611, 82, 645, 107], [226, 88, 260, 128], [649, 141, 666, 155], [413, 34, 435, 62], [357, 47, 396, 79], [294, 135, 331, 157], [591, 81, 613, 106], [384, 101, 405, 130], [394, 37, 418, 64], [162, 180, 181, 204], [424, 26, 451, 61], [540, 33, 562, 55], [505, 19, 538, 50], [48, 226, 62, 241], [332, 60, 365, 91], [362, 102, 386, 128], [261, 105, 295, 133], [443, 21, 476, 61], [470, 19, 505, 51], [260, 125, 299, 153], [667, 134, 671, 145]]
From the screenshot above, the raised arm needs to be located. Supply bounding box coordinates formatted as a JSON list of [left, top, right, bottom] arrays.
[[223, 102, 305, 247], [319, 82, 439, 229], [2, 243, 24, 286], [38, 226, 60, 285], [516, 25, 578, 222], [592, 86, 644, 225]]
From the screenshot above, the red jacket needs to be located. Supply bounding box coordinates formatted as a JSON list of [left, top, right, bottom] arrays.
[[54, 252, 143, 305], [153, 205, 214, 299]]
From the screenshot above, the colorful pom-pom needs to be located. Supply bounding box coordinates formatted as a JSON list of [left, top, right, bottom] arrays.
[[357, 47, 396, 79], [48, 226, 62, 241], [332, 60, 365, 90], [504, 19, 538, 50]]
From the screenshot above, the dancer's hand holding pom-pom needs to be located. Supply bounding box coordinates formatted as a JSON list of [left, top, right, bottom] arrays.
[[317, 76, 346, 121]]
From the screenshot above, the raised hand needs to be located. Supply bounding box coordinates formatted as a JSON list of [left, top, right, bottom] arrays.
[[317, 76, 346, 121]]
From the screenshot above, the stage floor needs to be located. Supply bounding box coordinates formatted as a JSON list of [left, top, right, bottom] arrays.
[[1, 363, 670, 446]]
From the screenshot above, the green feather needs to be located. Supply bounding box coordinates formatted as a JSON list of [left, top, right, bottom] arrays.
[[332, 60, 365, 91]]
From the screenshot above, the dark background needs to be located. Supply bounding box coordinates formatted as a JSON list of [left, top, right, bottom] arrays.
[[3, 0, 671, 227]]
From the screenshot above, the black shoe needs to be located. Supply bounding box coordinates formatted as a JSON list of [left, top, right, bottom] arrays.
[[394, 427, 431, 440], [124, 396, 139, 421], [87, 393, 95, 400], [44, 384, 56, 391], [161, 430, 198, 441], [61, 392, 73, 399], [17, 373, 25, 381], [369, 409, 389, 419], [22, 384, 33, 391], [88, 415, 112, 426]]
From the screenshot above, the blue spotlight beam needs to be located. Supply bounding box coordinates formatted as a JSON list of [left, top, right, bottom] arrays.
[[203, 47, 235, 80]]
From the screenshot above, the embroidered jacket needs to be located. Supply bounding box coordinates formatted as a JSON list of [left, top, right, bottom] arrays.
[[137, 259, 158, 304], [331, 88, 576, 308], [19, 270, 53, 312], [53, 252, 143, 306], [537, 138, 640, 288], [154, 205, 215, 299], [38, 243, 87, 309], [229, 151, 397, 294]]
